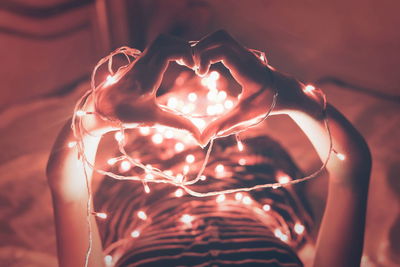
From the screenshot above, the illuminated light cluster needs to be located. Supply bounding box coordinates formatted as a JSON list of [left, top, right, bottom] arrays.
[[263, 204, 271, 212], [68, 141, 77, 148], [104, 75, 117, 86], [175, 188, 184, 197], [274, 228, 288, 242], [294, 223, 305, 235], [200, 175, 206, 181], [193, 118, 206, 131], [167, 97, 179, 109], [181, 214, 194, 224], [304, 84, 315, 93], [137, 211, 147, 220], [120, 160, 131, 172], [130, 230, 140, 238], [216, 194, 226, 203], [95, 212, 108, 219], [164, 130, 174, 139]]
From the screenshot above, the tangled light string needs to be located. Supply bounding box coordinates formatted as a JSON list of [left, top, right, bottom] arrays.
[[70, 46, 344, 266]]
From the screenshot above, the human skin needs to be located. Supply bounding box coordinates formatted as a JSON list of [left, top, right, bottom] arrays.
[[47, 30, 371, 267]]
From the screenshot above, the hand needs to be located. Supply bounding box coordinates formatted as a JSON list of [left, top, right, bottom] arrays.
[[193, 30, 315, 145], [93, 34, 201, 141]]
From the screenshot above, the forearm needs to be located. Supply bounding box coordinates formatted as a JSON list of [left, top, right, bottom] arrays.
[[47, 120, 105, 267], [273, 72, 371, 266]]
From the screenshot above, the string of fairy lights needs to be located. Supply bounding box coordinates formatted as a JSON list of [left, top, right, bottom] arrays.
[[68, 46, 345, 266]]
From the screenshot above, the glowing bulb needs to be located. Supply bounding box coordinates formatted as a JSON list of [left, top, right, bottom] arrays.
[[139, 127, 150, 135], [215, 104, 225, 114], [200, 175, 207, 181], [274, 229, 288, 242], [130, 230, 140, 238], [210, 71, 220, 80], [272, 184, 279, 189], [68, 141, 76, 148], [76, 110, 86, 117], [164, 170, 173, 176], [235, 192, 243, 201], [186, 154, 195, 163], [335, 152, 346, 161], [120, 160, 131, 172], [104, 75, 117, 86], [263, 204, 271, 211], [167, 97, 178, 109], [152, 133, 163, 144], [215, 164, 225, 173], [217, 90, 227, 101], [259, 54, 266, 62], [144, 185, 151, 194], [242, 196, 252, 205], [175, 142, 185, 152], [175, 188, 184, 197], [145, 173, 154, 180], [114, 131, 124, 142], [183, 165, 190, 174], [188, 92, 197, 102], [164, 130, 174, 139], [181, 214, 194, 224], [182, 105, 191, 114], [294, 223, 305, 234], [224, 100, 234, 109], [237, 140, 244, 151], [216, 194, 226, 203], [107, 158, 118, 165], [96, 212, 107, 219], [304, 84, 315, 93], [278, 175, 291, 184], [137, 211, 147, 220], [238, 158, 246, 165], [176, 173, 184, 183], [104, 255, 113, 265]]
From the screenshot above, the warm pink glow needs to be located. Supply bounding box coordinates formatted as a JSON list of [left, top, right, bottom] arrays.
[[215, 164, 225, 173], [188, 92, 197, 102], [152, 133, 163, 144], [235, 192, 243, 201], [104, 75, 117, 86], [237, 140, 244, 151], [175, 142, 185, 152], [278, 175, 291, 184], [67, 141, 76, 148], [75, 110, 86, 117], [242, 196, 252, 205], [139, 127, 150, 136], [304, 84, 315, 93], [224, 100, 234, 109]]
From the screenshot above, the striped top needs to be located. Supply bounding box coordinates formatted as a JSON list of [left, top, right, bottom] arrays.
[[94, 134, 313, 266]]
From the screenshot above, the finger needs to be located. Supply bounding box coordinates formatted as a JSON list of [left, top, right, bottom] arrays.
[[131, 34, 195, 94], [155, 106, 201, 143]]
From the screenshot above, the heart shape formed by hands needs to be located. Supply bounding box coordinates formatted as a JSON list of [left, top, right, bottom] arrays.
[[94, 30, 276, 148]]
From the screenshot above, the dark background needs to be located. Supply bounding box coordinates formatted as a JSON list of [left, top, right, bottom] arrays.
[[0, 0, 399, 266]]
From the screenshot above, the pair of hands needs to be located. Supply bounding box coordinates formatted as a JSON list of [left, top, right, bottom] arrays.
[[89, 30, 302, 146]]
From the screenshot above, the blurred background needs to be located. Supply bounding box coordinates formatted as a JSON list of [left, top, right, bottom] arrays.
[[0, 0, 399, 266]]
